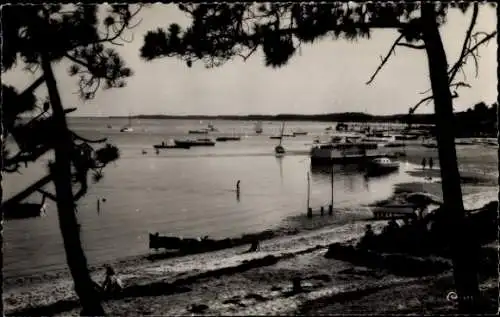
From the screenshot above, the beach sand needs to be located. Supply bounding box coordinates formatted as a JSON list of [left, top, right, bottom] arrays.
[[4, 151, 498, 316]]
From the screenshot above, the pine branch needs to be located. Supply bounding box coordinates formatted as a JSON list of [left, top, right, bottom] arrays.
[[409, 91, 459, 114], [396, 42, 425, 49], [365, 34, 404, 85], [448, 3, 478, 84]]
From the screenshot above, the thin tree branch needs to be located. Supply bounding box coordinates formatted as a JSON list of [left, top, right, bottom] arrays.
[[365, 34, 405, 85], [448, 2, 479, 84], [1, 174, 53, 210], [410, 91, 459, 114], [36, 189, 58, 202], [419, 81, 471, 95], [238, 45, 258, 61], [396, 42, 425, 49]]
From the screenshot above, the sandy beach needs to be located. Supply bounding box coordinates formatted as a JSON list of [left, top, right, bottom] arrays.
[[4, 153, 498, 315]]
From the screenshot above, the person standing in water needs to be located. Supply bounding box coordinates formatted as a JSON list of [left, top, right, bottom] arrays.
[[421, 157, 427, 170], [429, 157, 434, 170], [236, 180, 241, 202]]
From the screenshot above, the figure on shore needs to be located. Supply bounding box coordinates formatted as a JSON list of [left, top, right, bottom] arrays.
[[101, 265, 123, 295], [247, 239, 260, 252], [359, 224, 375, 249], [429, 157, 434, 170], [421, 158, 427, 170]]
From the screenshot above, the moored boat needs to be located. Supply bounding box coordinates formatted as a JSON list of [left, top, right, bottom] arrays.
[[372, 204, 417, 220], [120, 113, 134, 132], [188, 128, 210, 134], [174, 138, 216, 147], [153, 142, 191, 149], [292, 128, 308, 136], [275, 145, 285, 156], [365, 157, 400, 176], [216, 136, 241, 141]]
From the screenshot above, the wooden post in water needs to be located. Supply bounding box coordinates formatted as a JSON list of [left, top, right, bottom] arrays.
[[97, 198, 100, 215], [306, 171, 312, 218], [329, 164, 334, 215]]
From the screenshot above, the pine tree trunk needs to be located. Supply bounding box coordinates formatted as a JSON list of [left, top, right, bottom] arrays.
[[1, 134, 4, 315], [420, 4, 480, 313], [40, 52, 105, 316]]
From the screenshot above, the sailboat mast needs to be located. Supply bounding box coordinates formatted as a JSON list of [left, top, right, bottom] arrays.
[[279, 122, 286, 145]]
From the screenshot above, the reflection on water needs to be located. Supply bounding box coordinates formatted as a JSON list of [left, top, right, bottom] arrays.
[[276, 156, 284, 185]]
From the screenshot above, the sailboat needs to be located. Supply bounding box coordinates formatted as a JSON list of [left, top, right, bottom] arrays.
[[275, 122, 286, 156], [255, 121, 263, 134], [120, 114, 134, 132]]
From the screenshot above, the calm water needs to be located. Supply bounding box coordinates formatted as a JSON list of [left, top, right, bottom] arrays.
[[0, 118, 453, 278]]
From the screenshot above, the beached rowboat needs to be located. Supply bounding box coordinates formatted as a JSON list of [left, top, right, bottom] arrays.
[[372, 204, 417, 220]]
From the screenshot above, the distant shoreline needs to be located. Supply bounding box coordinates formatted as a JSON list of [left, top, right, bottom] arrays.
[[80, 112, 436, 125]]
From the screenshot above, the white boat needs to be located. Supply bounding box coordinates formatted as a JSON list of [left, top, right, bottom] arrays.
[[365, 157, 400, 176], [120, 114, 134, 132]]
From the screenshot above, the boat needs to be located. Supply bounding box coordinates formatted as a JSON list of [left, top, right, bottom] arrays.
[[330, 133, 379, 150], [292, 128, 308, 136], [216, 136, 241, 142], [149, 231, 274, 253], [372, 203, 417, 220], [174, 138, 216, 147], [255, 121, 263, 134], [120, 114, 134, 132], [275, 145, 285, 155], [365, 157, 400, 176], [188, 128, 210, 134], [153, 140, 191, 149], [309, 133, 386, 165]]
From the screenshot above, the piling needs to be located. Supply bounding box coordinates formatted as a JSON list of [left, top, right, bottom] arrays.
[[329, 204, 333, 215], [306, 171, 311, 217], [330, 164, 334, 214]]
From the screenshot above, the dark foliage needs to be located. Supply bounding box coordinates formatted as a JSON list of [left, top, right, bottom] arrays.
[[2, 4, 140, 99]]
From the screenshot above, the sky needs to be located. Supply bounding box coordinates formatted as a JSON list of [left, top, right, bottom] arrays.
[[3, 3, 498, 116]]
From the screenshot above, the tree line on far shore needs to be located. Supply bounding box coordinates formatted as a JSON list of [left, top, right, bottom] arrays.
[[131, 101, 497, 137]]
